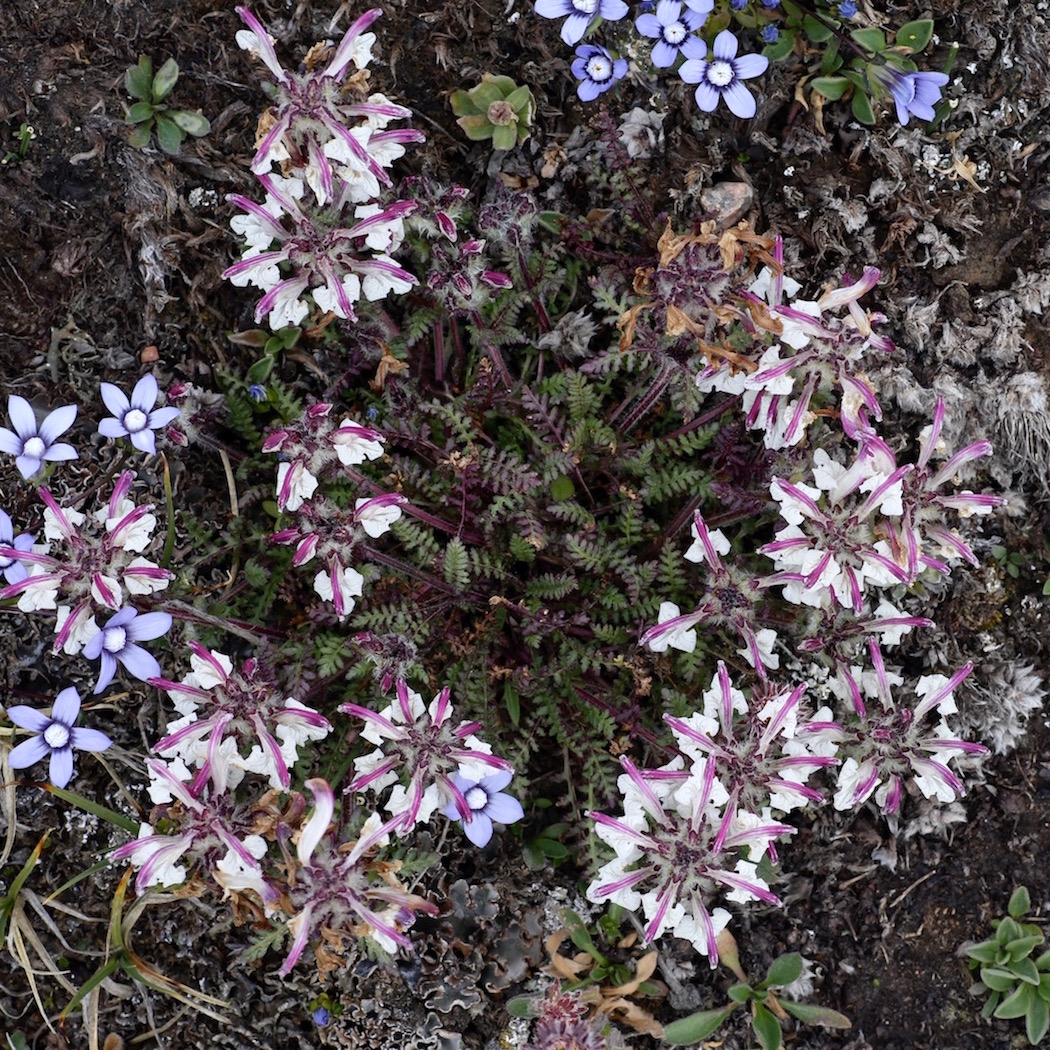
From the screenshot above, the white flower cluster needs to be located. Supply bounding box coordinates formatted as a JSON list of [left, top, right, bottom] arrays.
[[0, 472, 172, 654], [223, 7, 423, 330], [341, 679, 511, 836], [264, 403, 404, 619], [152, 644, 332, 794]]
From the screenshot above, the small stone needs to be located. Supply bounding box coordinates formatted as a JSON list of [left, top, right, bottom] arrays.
[[140, 345, 159, 363], [700, 181, 754, 229]]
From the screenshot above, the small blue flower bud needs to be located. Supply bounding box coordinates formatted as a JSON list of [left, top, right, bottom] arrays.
[[313, 1007, 330, 1026], [761, 23, 779, 42], [366, 405, 380, 422], [248, 384, 268, 403], [729, 0, 748, 8], [760, 0, 780, 8], [838, 0, 857, 15]]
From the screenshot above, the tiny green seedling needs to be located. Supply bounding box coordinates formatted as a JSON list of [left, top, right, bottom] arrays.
[[124, 56, 210, 154], [2, 122, 35, 165], [449, 74, 535, 151], [963, 886, 1050, 1045]]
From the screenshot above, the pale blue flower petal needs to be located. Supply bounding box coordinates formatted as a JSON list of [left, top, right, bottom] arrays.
[[100, 383, 131, 418], [130, 375, 160, 412], [49, 747, 75, 788], [8, 736, 51, 770], [7, 396, 37, 440], [70, 727, 113, 753], [7, 706, 51, 733], [463, 811, 494, 847], [483, 791, 524, 825], [38, 404, 77, 445], [51, 687, 82, 726]]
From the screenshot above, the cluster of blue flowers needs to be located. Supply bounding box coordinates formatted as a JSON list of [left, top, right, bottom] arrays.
[[536, 0, 769, 115], [533, 0, 949, 124]]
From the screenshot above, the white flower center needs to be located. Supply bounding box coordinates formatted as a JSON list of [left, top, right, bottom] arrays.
[[23, 436, 45, 459], [572, 0, 598, 12], [586, 55, 613, 82], [707, 60, 735, 87], [123, 408, 148, 432], [103, 626, 128, 653], [465, 786, 488, 811], [44, 722, 70, 749], [664, 21, 687, 44]]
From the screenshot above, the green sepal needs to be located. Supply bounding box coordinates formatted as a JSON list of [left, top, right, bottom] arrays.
[[752, 1002, 782, 1050], [170, 109, 210, 136], [466, 80, 507, 110], [481, 73, 517, 95], [662, 1004, 738, 1044], [505, 85, 535, 118], [779, 1000, 852, 1029], [125, 56, 153, 99], [455, 114, 493, 140], [449, 89, 479, 117], [764, 952, 804, 988], [850, 27, 886, 53], [154, 115, 184, 154], [995, 983, 1035, 1020], [810, 76, 850, 100], [491, 123, 517, 151], [895, 18, 934, 52], [152, 57, 180, 102], [125, 100, 155, 125], [850, 90, 875, 124]]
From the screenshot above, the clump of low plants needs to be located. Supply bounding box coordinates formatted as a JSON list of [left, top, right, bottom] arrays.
[[964, 886, 1050, 1044], [450, 73, 536, 150], [124, 55, 210, 153]]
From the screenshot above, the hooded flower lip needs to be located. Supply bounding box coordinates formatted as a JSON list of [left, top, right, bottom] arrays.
[[98, 376, 181, 454], [678, 29, 769, 118], [442, 769, 524, 847], [7, 687, 111, 788], [0, 396, 78, 480]]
